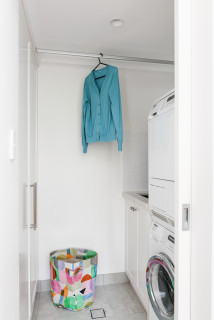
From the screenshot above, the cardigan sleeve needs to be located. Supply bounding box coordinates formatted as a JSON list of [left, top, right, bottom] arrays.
[[82, 81, 88, 153], [109, 69, 123, 151]]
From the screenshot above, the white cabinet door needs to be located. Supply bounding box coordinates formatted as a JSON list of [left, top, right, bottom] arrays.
[[19, 6, 29, 318], [137, 206, 152, 310], [19, 4, 38, 319], [125, 197, 151, 312], [28, 42, 38, 317], [126, 201, 138, 284]]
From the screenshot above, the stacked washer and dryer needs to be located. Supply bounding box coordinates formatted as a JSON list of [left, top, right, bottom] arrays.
[[147, 90, 175, 320]]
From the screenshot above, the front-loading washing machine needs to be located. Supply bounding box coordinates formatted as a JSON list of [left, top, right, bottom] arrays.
[[146, 220, 174, 320]]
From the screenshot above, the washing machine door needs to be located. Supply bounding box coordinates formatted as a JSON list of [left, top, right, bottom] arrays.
[[146, 253, 174, 320]]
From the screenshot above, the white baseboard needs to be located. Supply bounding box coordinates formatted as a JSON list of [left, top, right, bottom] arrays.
[[37, 272, 129, 293]]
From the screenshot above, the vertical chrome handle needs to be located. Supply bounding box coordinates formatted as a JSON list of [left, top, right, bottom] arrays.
[[31, 182, 37, 230], [182, 204, 190, 231], [26, 183, 37, 230]]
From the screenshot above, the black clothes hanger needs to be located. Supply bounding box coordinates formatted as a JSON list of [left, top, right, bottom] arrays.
[[93, 53, 108, 80]]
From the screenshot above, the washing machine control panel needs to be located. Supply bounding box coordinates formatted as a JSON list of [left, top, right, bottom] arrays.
[[151, 222, 162, 240], [161, 229, 175, 252], [151, 222, 175, 252]]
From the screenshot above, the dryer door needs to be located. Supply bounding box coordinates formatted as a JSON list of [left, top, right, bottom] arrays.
[[146, 253, 174, 320], [148, 109, 175, 181]]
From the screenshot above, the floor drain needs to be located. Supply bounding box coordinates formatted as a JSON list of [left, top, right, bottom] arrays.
[[90, 308, 106, 319]]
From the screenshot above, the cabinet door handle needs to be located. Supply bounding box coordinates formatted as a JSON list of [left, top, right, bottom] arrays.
[[25, 182, 37, 230], [32, 182, 37, 230], [130, 206, 137, 212]]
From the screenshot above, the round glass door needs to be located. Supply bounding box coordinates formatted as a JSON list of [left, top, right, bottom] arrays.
[[146, 253, 174, 320]]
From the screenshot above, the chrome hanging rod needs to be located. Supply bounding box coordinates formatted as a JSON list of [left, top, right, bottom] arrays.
[[36, 48, 174, 65]]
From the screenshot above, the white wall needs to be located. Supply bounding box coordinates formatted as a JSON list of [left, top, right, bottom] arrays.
[[121, 68, 174, 191], [38, 61, 174, 280]]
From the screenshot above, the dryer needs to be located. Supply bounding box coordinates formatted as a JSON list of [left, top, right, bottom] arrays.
[[148, 90, 175, 222], [146, 221, 174, 320]]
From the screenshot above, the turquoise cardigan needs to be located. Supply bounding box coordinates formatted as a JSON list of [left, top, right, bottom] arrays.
[[82, 65, 123, 153]]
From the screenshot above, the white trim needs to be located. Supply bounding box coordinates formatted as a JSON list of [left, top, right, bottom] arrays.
[[37, 272, 129, 293], [191, 0, 214, 319], [175, 0, 192, 319], [212, 16, 214, 318], [27, 40, 31, 320], [20, 0, 39, 67], [30, 280, 38, 320], [212, 2, 214, 316]]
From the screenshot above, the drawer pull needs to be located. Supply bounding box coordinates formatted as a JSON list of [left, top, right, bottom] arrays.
[[130, 206, 137, 212]]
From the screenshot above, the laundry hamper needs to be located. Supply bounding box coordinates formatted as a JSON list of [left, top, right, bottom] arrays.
[[50, 248, 98, 311]]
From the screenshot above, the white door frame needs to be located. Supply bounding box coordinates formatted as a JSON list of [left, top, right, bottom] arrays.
[[175, 0, 214, 319], [191, 0, 213, 319], [175, 0, 192, 318]]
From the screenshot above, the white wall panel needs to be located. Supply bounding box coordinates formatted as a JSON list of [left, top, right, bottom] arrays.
[[0, 1, 19, 318]]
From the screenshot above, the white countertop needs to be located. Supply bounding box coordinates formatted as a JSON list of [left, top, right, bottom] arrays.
[[123, 191, 149, 209]]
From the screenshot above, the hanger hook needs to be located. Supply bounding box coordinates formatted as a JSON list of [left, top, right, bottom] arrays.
[[100, 53, 103, 57]]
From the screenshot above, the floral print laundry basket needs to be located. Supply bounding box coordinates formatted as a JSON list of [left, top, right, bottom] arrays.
[[50, 248, 98, 311]]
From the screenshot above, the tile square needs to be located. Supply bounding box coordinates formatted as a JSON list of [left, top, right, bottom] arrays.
[[90, 308, 106, 319]]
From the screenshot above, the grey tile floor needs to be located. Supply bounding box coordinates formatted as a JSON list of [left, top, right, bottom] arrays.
[[32, 283, 147, 320]]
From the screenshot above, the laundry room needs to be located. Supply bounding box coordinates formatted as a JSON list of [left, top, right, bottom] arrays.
[[19, 0, 174, 319]]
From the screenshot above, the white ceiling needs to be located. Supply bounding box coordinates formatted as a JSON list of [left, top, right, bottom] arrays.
[[24, 0, 174, 60]]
